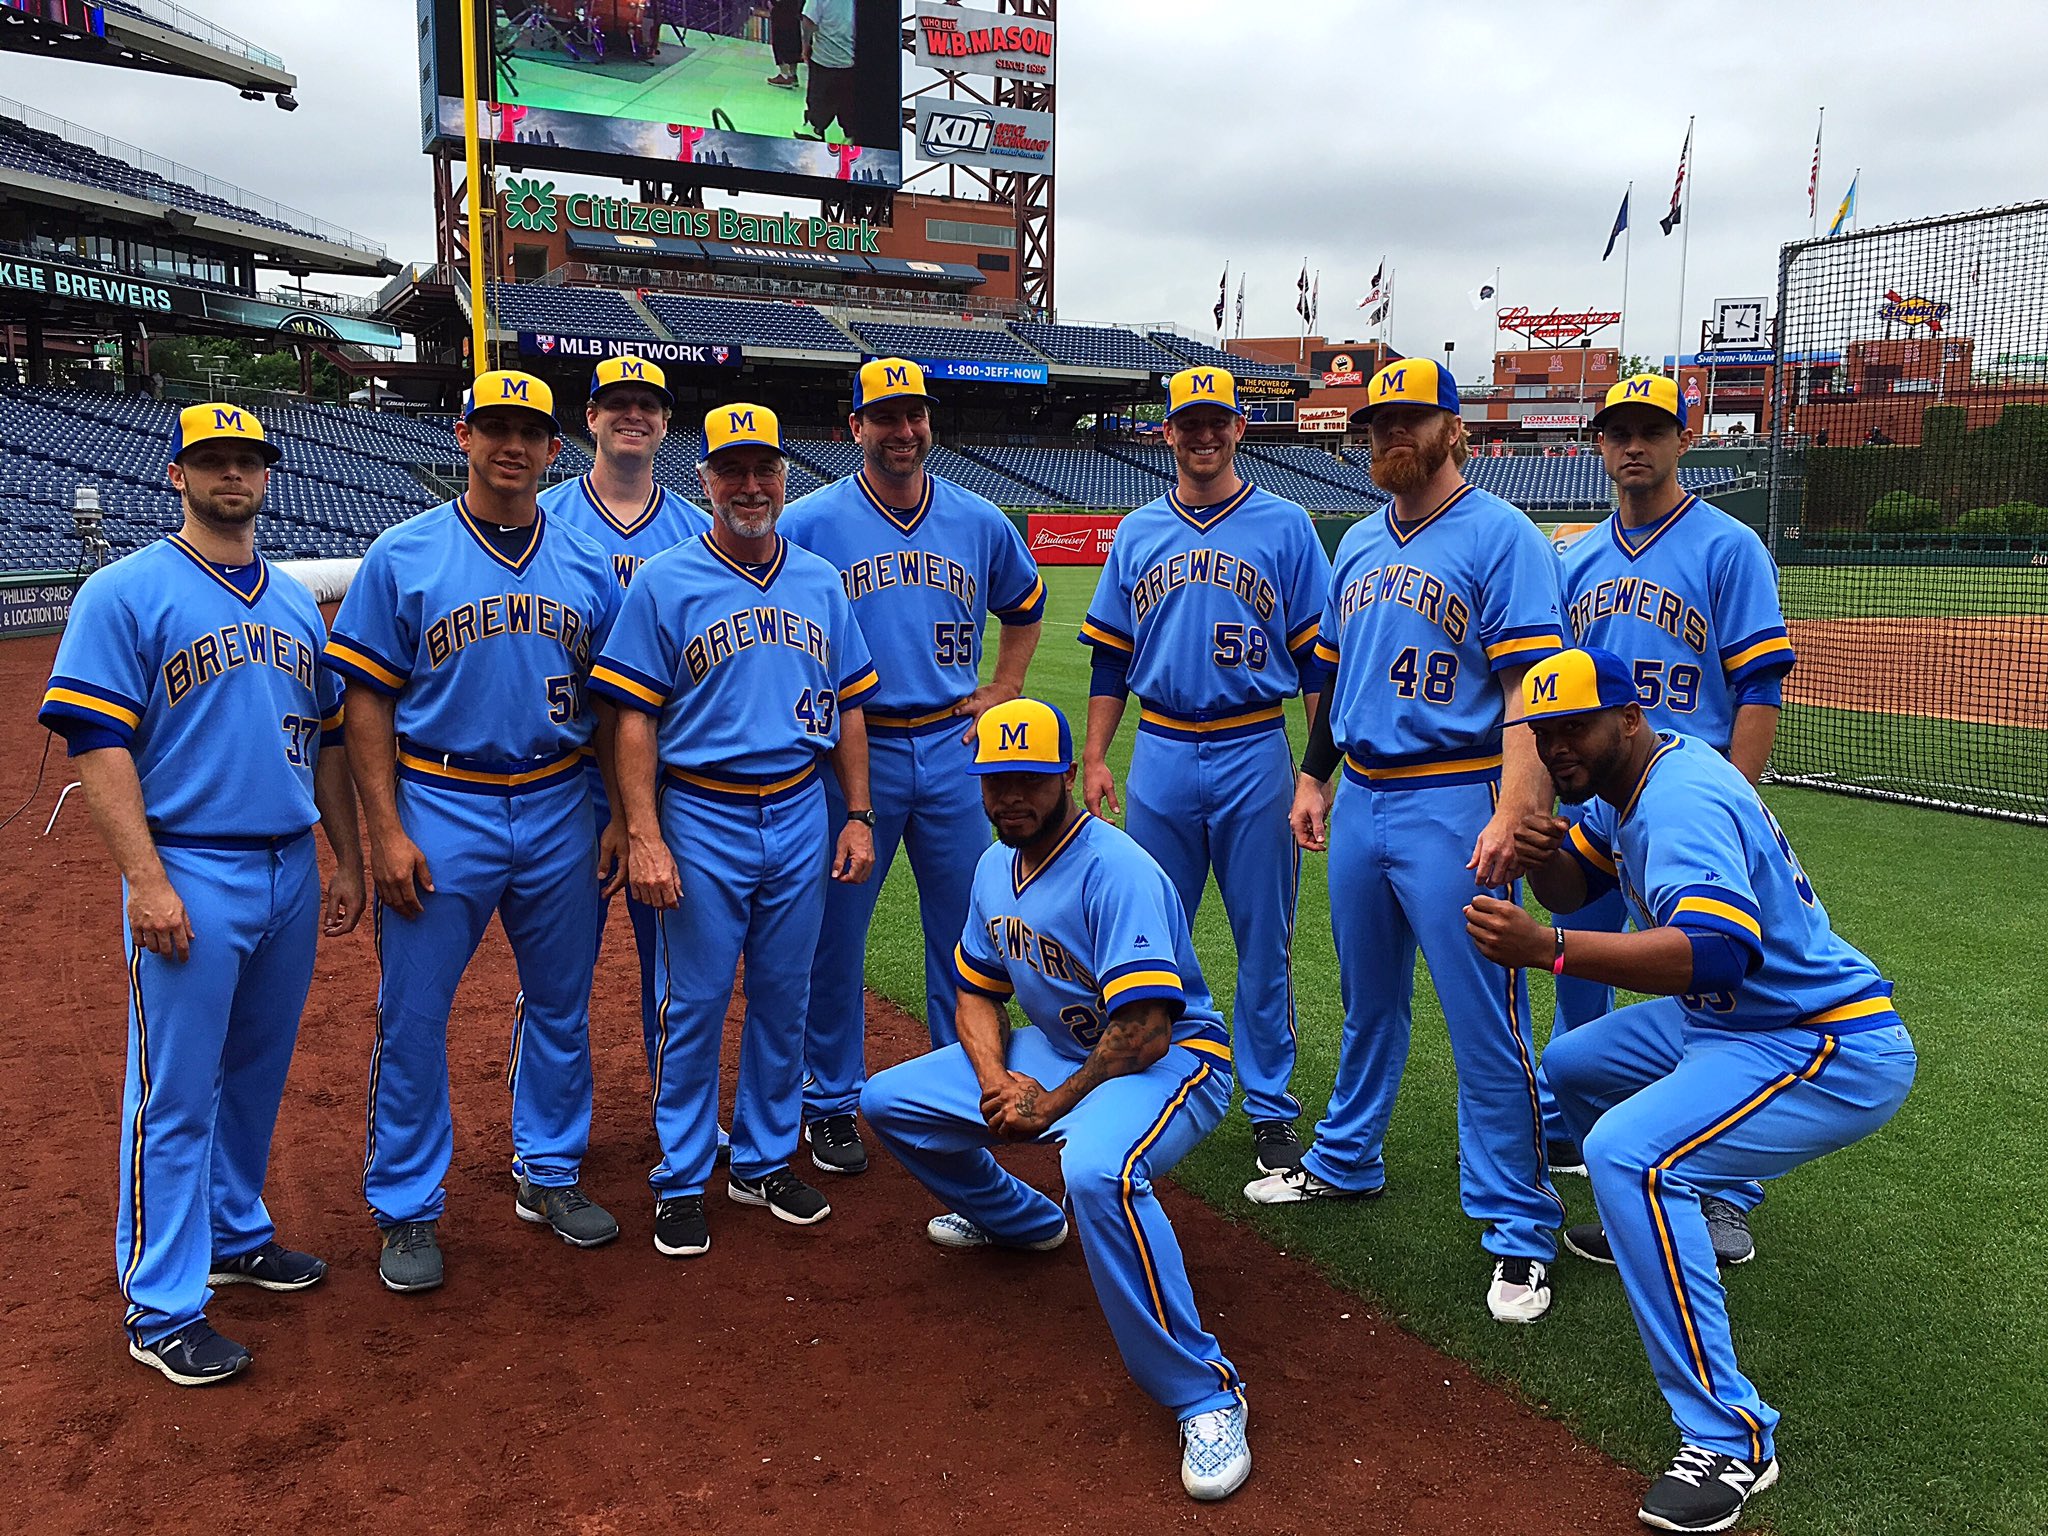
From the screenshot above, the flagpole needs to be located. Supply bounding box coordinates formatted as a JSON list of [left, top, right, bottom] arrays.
[[1811, 106, 1824, 241], [1674, 116, 1695, 382], [1619, 187, 1631, 366], [1490, 263, 1501, 369]]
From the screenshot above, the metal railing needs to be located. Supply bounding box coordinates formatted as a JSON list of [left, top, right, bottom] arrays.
[[541, 261, 1038, 321], [98, 0, 286, 69], [0, 95, 380, 256]]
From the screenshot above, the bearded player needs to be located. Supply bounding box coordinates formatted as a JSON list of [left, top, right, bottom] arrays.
[[863, 700, 1250, 1502]]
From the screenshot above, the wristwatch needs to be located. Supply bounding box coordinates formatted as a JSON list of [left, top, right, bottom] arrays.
[[845, 808, 877, 828]]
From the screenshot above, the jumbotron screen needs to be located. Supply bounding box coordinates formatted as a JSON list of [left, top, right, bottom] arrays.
[[420, 1, 902, 194]]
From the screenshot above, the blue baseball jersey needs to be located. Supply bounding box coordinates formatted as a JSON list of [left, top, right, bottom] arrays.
[[324, 497, 620, 780], [1317, 482, 1566, 766], [40, 537, 340, 839], [951, 812, 1231, 1066], [588, 533, 879, 782], [538, 474, 711, 591], [1567, 732, 1898, 1035], [779, 470, 1044, 725], [1080, 483, 1329, 729], [1561, 495, 1795, 751]]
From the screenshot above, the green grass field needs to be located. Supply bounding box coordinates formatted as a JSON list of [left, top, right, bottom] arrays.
[[1778, 563, 2048, 620], [860, 567, 2048, 1536]]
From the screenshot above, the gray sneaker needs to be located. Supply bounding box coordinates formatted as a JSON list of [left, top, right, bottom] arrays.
[[515, 1178, 620, 1248], [1702, 1196, 1756, 1266], [379, 1220, 443, 1293]]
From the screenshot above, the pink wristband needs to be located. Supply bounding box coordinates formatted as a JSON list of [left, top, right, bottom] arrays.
[[1551, 927, 1567, 977]]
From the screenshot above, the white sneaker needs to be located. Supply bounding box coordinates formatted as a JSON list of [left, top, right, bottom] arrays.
[[1179, 1402, 1251, 1500], [1487, 1256, 1553, 1323], [925, 1211, 1068, 1251], [1243, 1167, 1381, 1204]]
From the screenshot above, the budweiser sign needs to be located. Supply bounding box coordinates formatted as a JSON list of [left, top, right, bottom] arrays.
[[1027, 513, 1120, 565], [1496, 306, 1624, 343]]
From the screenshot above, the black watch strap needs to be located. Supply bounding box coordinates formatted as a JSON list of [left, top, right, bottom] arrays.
[[845, 808, 877, 827]]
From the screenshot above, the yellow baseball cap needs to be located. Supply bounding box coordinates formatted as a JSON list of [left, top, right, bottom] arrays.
[[1521, 647, 1640, 723], [589, 355, 674, 406], [701, 402, 783, 458], [969, 698, 1074, 776], [461, 370, 558, 430], [1592, 373, 1687, 431], [1359, 357, 1461, 420], [1164, 365, 1243, 421], [171, 402, 281, 464], [853, 357, 935, 412]]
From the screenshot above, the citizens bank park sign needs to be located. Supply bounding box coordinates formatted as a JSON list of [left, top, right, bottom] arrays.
[[913, 3, 1056, 81], [501, 179, 882, 252]]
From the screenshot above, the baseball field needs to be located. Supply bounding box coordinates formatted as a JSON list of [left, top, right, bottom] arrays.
[[4, 566, 2041, 1534]]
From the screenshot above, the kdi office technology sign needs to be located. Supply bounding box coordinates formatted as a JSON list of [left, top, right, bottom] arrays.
[[914, 99, 1055, 174]]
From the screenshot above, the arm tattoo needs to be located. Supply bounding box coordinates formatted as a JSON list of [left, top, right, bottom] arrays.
[[1052, 1002, 1173, 1110]]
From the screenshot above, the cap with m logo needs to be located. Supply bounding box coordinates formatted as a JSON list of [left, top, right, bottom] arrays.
[[1591, 373, 1686, 431], [1165, 365, 1244, 421], [853, 356, 936, 413], [1519, 646, 1642, 724], [460, 370, 559, 429], [589, 355, 674, 406], [171, 401, 281, 464], [1358, 357, 1460, 421], [968, 698, 1074, 776], [701, 402, 783, 458]]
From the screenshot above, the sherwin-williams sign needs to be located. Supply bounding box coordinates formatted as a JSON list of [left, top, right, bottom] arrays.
[[502, 179, 882, 253]]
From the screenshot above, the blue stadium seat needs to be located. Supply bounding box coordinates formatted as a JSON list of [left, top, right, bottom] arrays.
[[1145, 333, 1302, 380], [642, 294, 857, 353], [486, 282, 655, 340], [848, 320, 1038, 364], [1006, 322, 1181, 372]]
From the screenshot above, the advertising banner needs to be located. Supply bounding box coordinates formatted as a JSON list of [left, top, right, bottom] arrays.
[[0, 574, 81, 639], [1026, 513, 1120, 566], [908, 356, 1049, 385], [914, 98, 1055, 174], [913, 3, 1056, 82], [1231, 373, 1309, 400], [519, 333, 743, 367], [1522, 414, 1586, 429], [1310, 347, 1369, 386], [0, 256, 403, 347], [1297, 405, 1350, 433]]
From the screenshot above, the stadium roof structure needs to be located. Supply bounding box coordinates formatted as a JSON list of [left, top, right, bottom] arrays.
[[0, 0, 294, 98], [0, 96, 390, 275]]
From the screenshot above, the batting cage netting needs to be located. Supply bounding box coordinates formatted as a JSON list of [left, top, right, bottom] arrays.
[[1766, 200, 2048, 823]]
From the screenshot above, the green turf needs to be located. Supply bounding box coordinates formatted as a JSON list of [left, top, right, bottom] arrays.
[[1778, 563, 2048, 619], [499, 30, 840, 142], [1774, 703, 2048, 822], [859, 566, 2048, 1536]]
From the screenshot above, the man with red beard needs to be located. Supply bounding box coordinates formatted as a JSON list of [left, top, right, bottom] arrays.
[[1247, 359, 1569, 1327]]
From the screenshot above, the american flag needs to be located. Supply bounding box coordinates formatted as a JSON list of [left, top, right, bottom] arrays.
[[1661, 119, 1692, 236], [1808, 111, 1824, 218]]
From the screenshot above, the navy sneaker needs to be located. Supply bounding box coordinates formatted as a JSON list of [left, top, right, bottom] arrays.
[[379, 1220, 444, 1293], [1638, 1445, 1778, 1531], [130, 1322, 251, 1387], [208, 1240, 329, 1292]]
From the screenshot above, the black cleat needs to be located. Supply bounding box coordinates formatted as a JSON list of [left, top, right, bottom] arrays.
[[653, 1195, 710, 1257], [1251, 1120, 1306, 1175], [805, 1113, 869, 1175], [1638, 1445, 1778, 1531]]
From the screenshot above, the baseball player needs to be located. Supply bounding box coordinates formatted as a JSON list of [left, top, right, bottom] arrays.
[[1467, 647, 1914, 1532], [862, 699, 1251, 1502], [1248, 358, 1567, 1327], [39, 404, 365, 1385], [589, 404, 877, 1257], [537, 356, 710, 1089], [1541, 375, 1796, 1267], [1080, 365, 1329, 1175], [780, 356, 1044, 1176], [326, 371, 622, 1293]]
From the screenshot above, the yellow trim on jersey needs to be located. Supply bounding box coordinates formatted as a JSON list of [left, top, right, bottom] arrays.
[[319, 706, 346, 732], [954, 944, 1012, 996], [1013, 809, 1090, 896], [1484, 632, 1565, 662], [840, 666, 881, 701], [325, 639, 406, 690], [1313, 638, 1341, 666], [1567, 821, 1617, 876], [1806, 996, 1897, 1027], [1180, 1038, 1233, 1064], [42, 686, 142, 728], [1672, 896, 1762, 939], [1722, 636, 1795, 673], [867, 702, 962, 730], [1357, 751, 1502, 782], [583, 476, 664, 538], [397, 748, 582, 789], [1001, 574, 1048, 615], [1080, 619, 1134, 653], [588, 664, 664, 708], [1618, 736, 1680, 823], [667, 761, 818, 799], [1101, 968, 1183, 1007], [703, 531, 787, 591], [1137, 703, 1284, 735], [1287, 618, 1320, 650]]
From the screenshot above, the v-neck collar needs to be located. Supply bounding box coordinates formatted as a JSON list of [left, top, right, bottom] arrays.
[[1387, 481, 1474, 547], [167, 534, 268, 608], [1616, 733, 1681, 825], [1013, 809, 1091, 896], [702, 530, 787, 591], [1169, 478, 1254, 533], [1610, 493, 1699, 561], [456, 495, 544, 575], [857, 468, 933, 537], [583, 474, 666, 538]]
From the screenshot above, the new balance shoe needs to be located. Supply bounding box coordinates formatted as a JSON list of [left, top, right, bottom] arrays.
[[1564, 1221, 1617, 1264], [1179, 1402, 1251, 1500], [1637, 1445, 1779, 1532], [1486, 1257, 1553, 1323], [1702, 1197, 1756, 1266], [1547, 1139, 1588, 1177], [805, 1114, 869, 1175], [207, 1240, 328, 1292], [1250, 1120, 1306, 1175], [378, 1220, 443, 1293], [515, 1178, 620, 1248], [926, 1211, 1069, 1252], [653, 1195, 710, 1257], [1243, 1167, 1382, 1204], [130, 1322, 251, 1387], [728, 1166, 831, 1225]]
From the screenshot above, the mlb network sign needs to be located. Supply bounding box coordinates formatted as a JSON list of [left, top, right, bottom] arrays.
[[913, 3, 1056, 82], [915, 99, 1055, 174]]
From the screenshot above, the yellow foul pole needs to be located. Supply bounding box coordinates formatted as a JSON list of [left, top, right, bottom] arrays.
[[458, 0, 490, 375]]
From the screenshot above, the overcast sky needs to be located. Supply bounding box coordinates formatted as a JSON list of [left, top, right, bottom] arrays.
[[1, 1, 2042, 377]]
